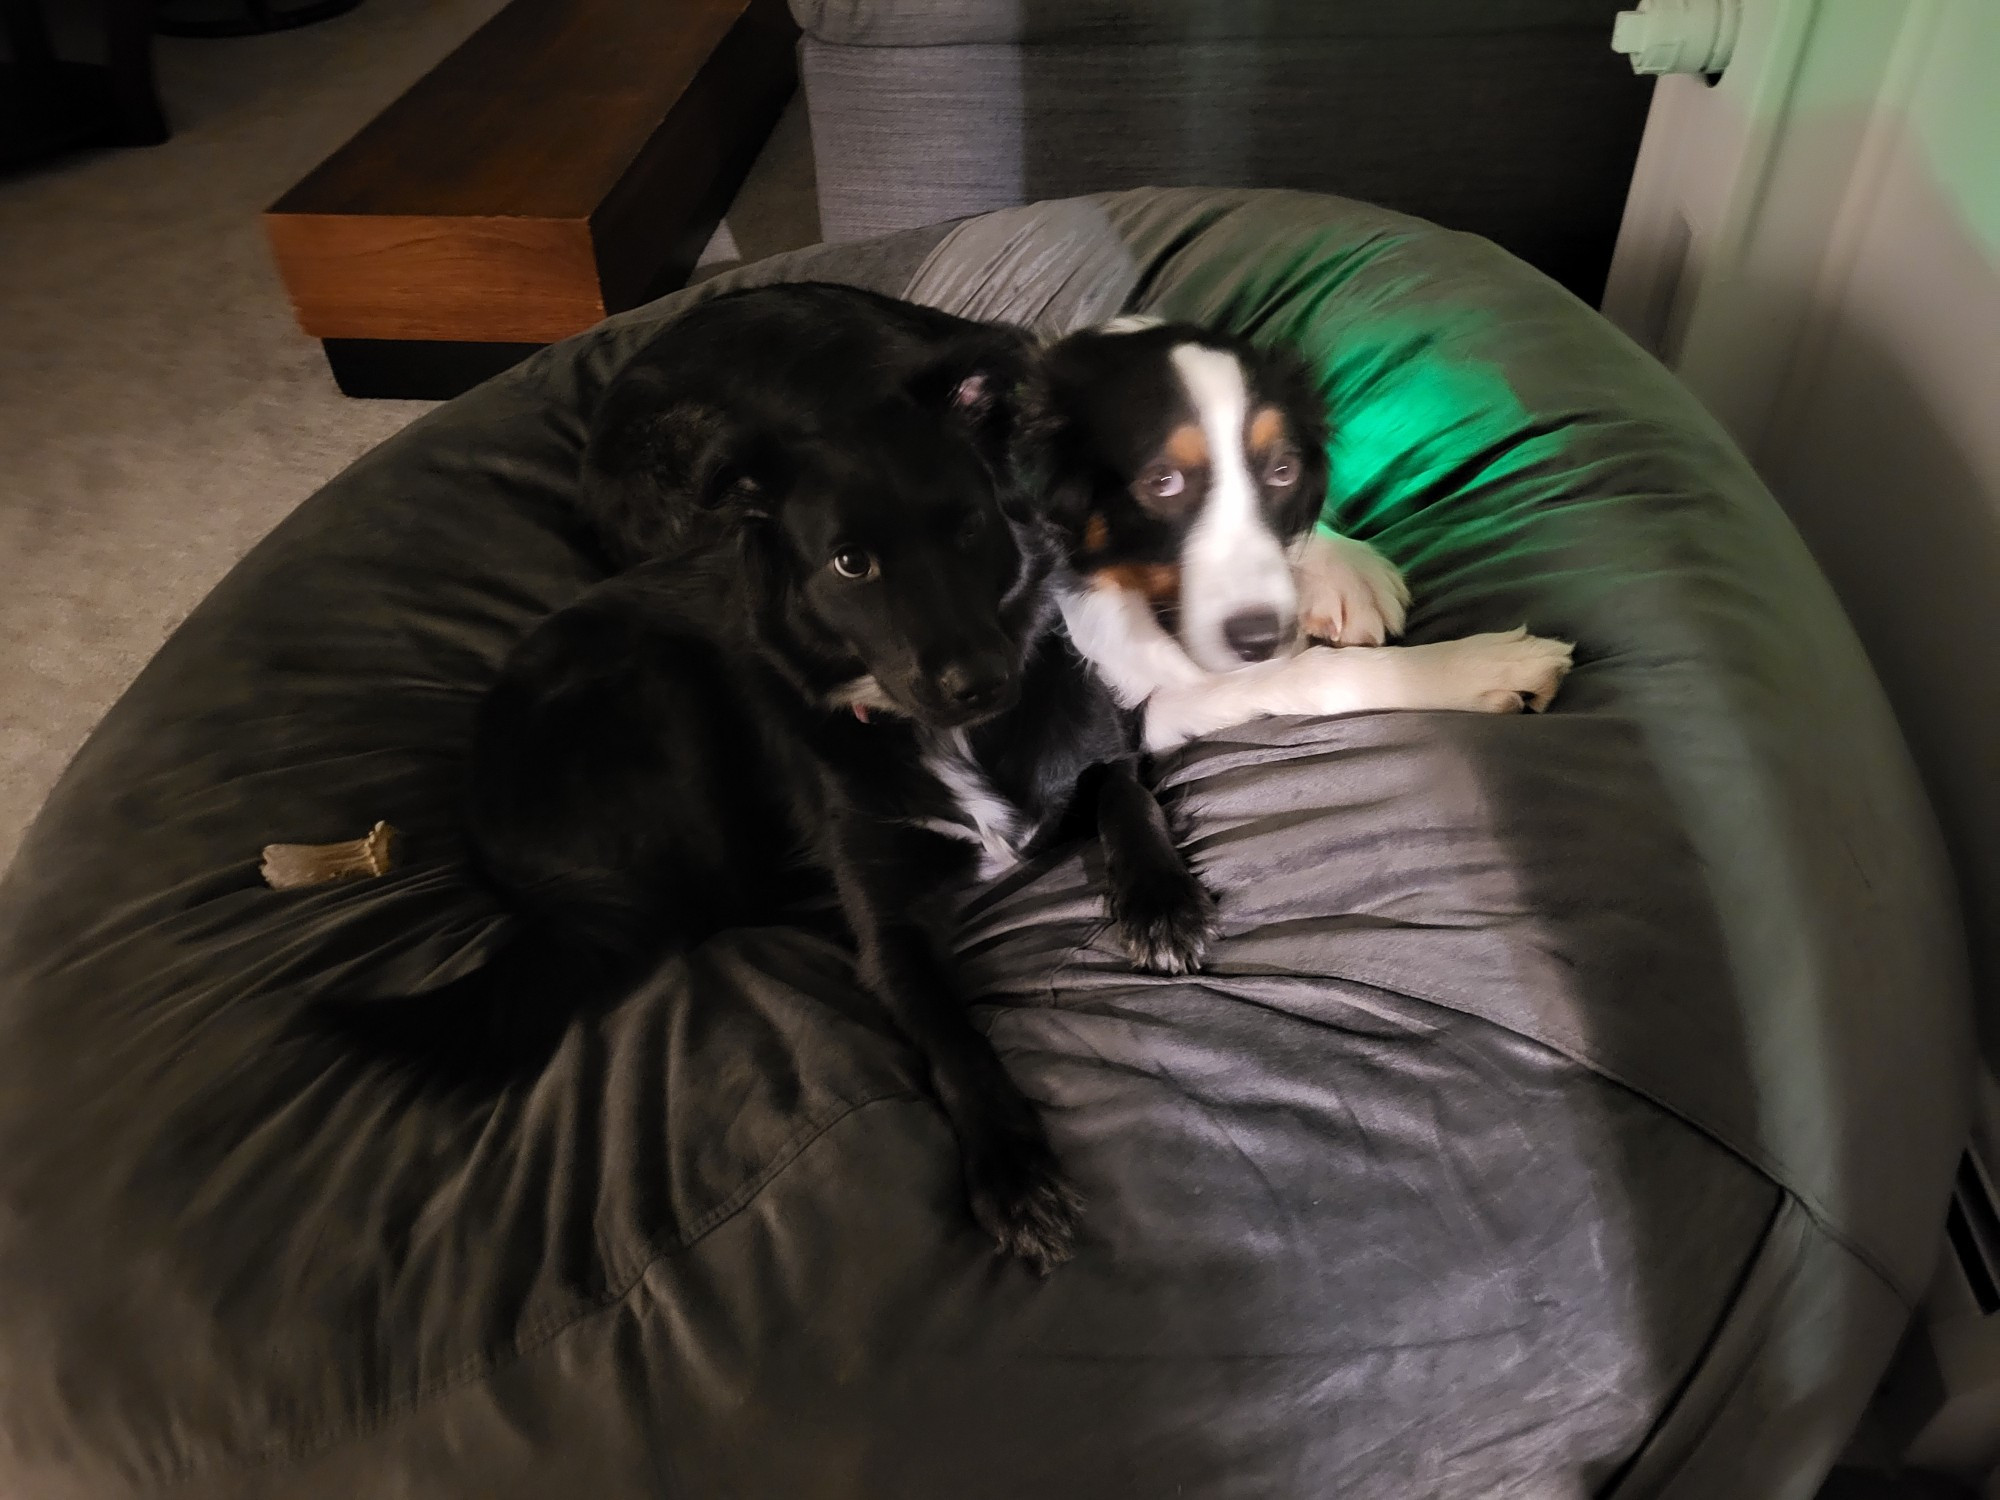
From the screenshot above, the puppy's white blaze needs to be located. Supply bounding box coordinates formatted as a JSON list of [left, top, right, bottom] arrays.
[[1096, 314, 1165, 335], [920, 729, 1029, 880], [1169, 343, 1298, 673]]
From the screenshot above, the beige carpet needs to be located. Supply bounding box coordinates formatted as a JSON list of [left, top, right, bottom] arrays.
[[0, 1, 819, 869]]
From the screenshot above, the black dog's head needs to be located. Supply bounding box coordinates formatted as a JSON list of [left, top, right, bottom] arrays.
[[753, 364, 1055, 727], [1034, 319, 1330, 672], [581, 286, 1055, 729]]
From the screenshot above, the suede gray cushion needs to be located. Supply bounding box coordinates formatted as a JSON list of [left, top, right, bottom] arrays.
[[791, 0, 1653, 301], [791, 0, 1606, 47], [0, 190, 1969, 1499]]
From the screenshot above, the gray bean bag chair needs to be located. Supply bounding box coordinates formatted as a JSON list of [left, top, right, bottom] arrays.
[[0, 189, 1972, 1499]]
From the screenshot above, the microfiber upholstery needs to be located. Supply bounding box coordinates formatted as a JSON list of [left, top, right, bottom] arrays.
[[791, 1, 1653, 301], [0, 190, 1971, 1499]]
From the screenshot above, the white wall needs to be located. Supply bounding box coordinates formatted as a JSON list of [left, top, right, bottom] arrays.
[[1604, 0, 2000, 1062]]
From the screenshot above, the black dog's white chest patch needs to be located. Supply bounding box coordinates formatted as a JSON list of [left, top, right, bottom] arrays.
[[915, 729, 1032, 880]]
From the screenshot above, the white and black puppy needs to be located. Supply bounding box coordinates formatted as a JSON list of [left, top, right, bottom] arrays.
[[1038, 317, 1574, 751]]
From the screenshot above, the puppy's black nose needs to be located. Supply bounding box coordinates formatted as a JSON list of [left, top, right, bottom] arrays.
[[1223, 608, 1285, 662], [937, 662, 1009, 709]]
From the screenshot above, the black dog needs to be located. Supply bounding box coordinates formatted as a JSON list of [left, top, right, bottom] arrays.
[[460, 286, 1216, 1273]]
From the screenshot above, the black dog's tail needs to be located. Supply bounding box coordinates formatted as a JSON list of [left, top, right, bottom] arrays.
[[318, 869, 663, 1093]]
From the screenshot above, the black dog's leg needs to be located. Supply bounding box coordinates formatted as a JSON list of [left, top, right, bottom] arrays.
[[826, 815, 1082, 1274], [1095, 760, 1218, 975]]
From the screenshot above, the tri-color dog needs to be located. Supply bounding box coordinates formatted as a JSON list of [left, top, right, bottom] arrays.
[[1036, 316, 1573, 752]]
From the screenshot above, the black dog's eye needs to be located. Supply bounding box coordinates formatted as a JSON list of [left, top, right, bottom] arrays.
[[1139, 466, 1186, 500], [957, 513, 987, 549], [831, 547, 876, 580], [1264, 450, 1300, 488]]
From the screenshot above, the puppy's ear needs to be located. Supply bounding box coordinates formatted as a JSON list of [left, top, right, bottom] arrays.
[[1038, 463, 1098, 548], [909, 330, 1040, 459], [947, 369, 995, 420], [1001, 385, 1099, 544], [580, 397, 774, 565]]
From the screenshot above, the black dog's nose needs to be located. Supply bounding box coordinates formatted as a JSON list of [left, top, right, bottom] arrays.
[[1223, 608, 1286, 662], [937, 661, 1009, 709]]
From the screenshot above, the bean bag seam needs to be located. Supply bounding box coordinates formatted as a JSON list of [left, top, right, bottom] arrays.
[[1594, 1189, 1788, 1495], [1234, 960, 1917, 1309]]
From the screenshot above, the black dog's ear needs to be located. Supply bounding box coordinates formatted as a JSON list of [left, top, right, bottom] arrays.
[[908, 330, 1040, 459], [580, 395, 773, 565], [948, 370, 998, 426]]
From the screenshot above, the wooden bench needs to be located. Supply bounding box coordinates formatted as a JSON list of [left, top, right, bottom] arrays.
[[265, 0, 797, 399]]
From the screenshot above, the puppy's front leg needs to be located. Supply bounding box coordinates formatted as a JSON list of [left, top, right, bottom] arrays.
[[826, 813, 1081, 1273], [1293, 529, 1410, 646], [1143, 629, 1575, 752], [1092, 760, 1216, 975]]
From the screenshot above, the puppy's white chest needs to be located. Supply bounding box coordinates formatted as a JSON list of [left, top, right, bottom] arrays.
[[916, 730, 1030, 881]]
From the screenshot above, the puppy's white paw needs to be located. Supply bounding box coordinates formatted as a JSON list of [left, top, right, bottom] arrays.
[[1432, 628, 1575, 714], [1295, 532, 1410, 647]]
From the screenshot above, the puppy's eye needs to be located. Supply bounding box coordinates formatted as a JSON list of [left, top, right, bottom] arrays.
[[831, 547, 876, 580], [957, 513, 986, 549], [1140, 467, 1185, 500], [1265, 450, 1300, 487]]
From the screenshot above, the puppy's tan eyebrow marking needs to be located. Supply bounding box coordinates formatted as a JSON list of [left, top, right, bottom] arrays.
[[1248, 407, 1286, 452], [1163, 424, 1209, 470], [1083, 513, 1110, 553]]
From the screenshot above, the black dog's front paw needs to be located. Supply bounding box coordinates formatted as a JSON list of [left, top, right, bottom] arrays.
[[1109, 867, 1218, 975], [962, 1123, 1083, 1276]]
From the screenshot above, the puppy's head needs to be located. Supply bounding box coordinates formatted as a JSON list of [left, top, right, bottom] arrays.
[[591, 317, 1052, 729], [1037, 321, 1328, 673], [765, 350, 1053, 728]]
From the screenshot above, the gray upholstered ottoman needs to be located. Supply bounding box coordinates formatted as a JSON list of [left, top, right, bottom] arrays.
[[791, 0, 1654, 298], [0, 189, 1970, 1498]]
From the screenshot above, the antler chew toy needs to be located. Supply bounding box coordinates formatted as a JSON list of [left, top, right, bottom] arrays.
[[260, 821, 399, 890]]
